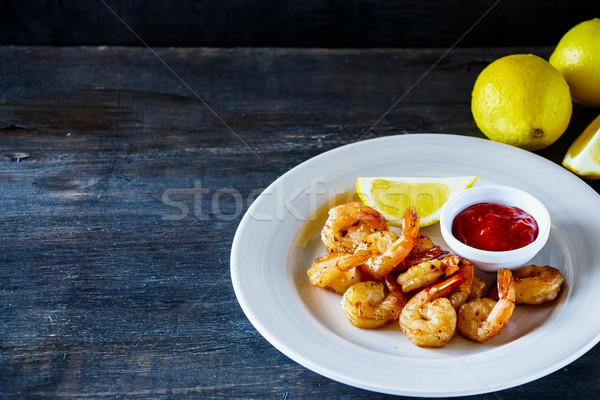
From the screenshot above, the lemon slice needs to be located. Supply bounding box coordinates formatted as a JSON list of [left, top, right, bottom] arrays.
[[356, 176, 478, 227], [563, 114, 600, 179]]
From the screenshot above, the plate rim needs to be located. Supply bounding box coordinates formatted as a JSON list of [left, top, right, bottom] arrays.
[[231, 133, 600, 396]]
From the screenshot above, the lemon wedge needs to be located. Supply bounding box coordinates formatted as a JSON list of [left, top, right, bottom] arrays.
[[563, 114, 600, 179], [356, 176, 478, 227]]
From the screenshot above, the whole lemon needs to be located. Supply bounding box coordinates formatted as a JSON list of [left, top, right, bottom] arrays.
[[471, 54, 572, 151], [550, 18, 600, 108]]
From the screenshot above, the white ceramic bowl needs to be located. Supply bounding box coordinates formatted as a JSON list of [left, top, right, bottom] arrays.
[[439, 185, 551, 273]]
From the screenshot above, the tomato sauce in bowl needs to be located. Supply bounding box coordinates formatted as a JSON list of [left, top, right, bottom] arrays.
[[439, 185, 551, 272], [451, 202, 539, 251]]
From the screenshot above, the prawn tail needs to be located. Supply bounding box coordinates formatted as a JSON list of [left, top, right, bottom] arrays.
[[403, 206, 420, 237], [497, 268, 516, 303], [384, 273, 408, 309], [428, 274, 465, 299], [477, 269, 516, 341], [308, 250, 372, 287]]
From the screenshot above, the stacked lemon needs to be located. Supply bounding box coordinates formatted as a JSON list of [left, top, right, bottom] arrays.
[[470, 18, 600, 178], [550, 18, 600, 108], [552, 18, 600, 178]]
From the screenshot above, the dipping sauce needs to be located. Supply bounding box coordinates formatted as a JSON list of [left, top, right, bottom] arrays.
[[452, 202, 539, 251]]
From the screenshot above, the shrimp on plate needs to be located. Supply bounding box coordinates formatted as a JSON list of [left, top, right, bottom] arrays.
[[360, 206, 420, 279], [354, 230, 398, 281], [399, 274, 465, 348], [512, 265, 564, 304], [468, 276, 489, 300], [309, 206, 419, 293], [321, 201, 389, 253], [356, 230, 399, 256], [402, 234, 448, 267], [457, 269, 515, 343], [396, 255, 461, 293], [446, 257, 475, 310], [341, 281, 405, 329], [307, 250, 372, 294], [307, 200, 566, 348]]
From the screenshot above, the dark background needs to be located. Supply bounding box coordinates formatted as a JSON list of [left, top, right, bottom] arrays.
[[0, 0, 598, 48]]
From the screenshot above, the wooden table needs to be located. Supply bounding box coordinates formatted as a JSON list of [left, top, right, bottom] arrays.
[[1, 46, 599, 398]]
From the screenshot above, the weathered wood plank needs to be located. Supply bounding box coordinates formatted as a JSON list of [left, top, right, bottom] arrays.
[[0, 46, 598, 399]]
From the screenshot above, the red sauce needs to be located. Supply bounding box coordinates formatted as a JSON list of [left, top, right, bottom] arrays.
[[452, 202, 538, 251]]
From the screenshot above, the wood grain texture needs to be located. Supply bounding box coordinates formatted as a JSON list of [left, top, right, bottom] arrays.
[[0, 46, 599, 399]]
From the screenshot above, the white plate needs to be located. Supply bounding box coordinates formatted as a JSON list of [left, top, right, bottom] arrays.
[[230, 134, 600, 397]]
